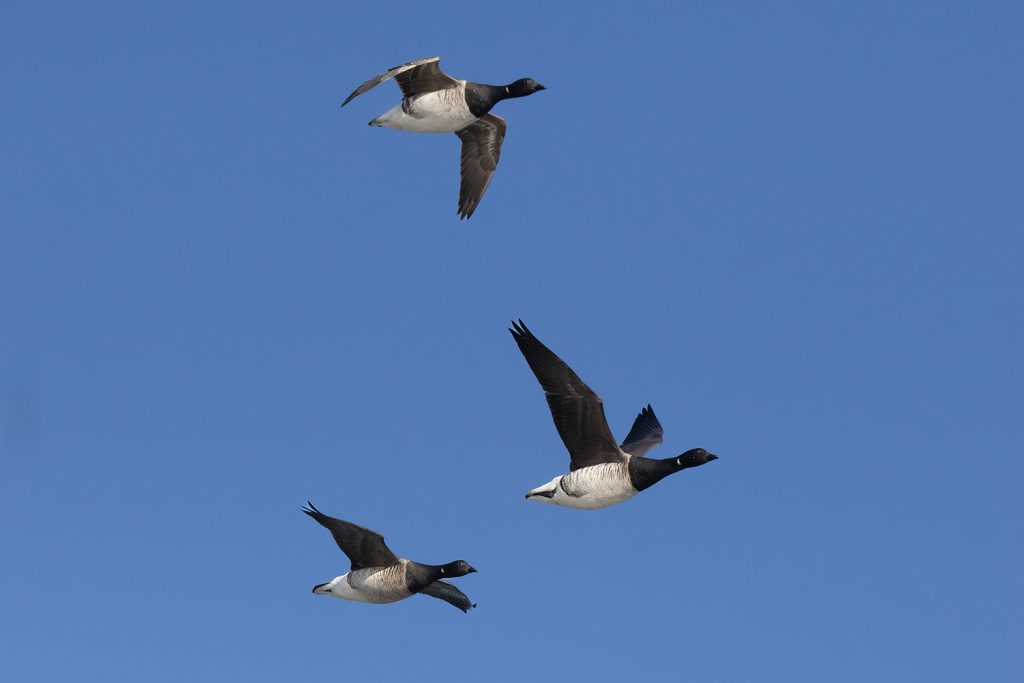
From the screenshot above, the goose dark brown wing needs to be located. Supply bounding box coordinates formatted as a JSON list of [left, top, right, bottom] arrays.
[[509, 320, 624, 471], [419, 580, 476, 613], [302, 502, 400, 571], [455, 114, 506, 219], [341, 56, 459, 107], [620, 404, 665, 457]]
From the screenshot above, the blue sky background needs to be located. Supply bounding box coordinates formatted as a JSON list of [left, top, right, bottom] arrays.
[[2, 1, 1022, 680]]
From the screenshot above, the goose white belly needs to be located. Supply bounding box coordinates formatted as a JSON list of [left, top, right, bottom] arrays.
[[526, 461, 638, 510], [320, 565, 410, 604], [370, 85, 477, 133]]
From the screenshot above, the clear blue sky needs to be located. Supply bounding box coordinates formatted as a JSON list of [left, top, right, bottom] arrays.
[[2, 1, 1022, 680]]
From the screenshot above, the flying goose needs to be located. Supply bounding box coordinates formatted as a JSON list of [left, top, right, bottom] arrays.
[[340, 56, 546, 219], [302, 502, 477, 612], [509, 321, 719, 510]]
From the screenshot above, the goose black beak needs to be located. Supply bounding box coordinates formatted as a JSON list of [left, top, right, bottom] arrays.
[[536, 84, 547, 91], [468, 566, 478, 574], [708, 454, 719, 461]]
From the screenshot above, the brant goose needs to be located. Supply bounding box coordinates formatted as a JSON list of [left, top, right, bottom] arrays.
[[302, 502, 477, 612], [340, 56, 546, 219], [509, 321, 719, 510]]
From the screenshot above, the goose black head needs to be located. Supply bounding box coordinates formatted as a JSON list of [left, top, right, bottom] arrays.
[[439, 560, 477, 577], [675, 448, 719, 470], [505, 78, 546, 98]]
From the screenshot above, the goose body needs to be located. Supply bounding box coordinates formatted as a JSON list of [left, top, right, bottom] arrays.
[[340, 56, 545, 218], [370, 84, 477, 133], [526, 461, 637, 510], [302, 502, 477, 612], [314, 564, 412, 604], [510, 321, 720, 510]]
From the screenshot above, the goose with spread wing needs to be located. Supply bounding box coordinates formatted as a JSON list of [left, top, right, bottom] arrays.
[[340, 56, 545, 219], [302, 502, 477, 612], [509, 321, 719, 510]]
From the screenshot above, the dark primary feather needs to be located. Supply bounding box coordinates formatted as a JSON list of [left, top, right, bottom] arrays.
[[620, 404, 665, 457], [509, 320, 624, 471], [419, 580, 477, 613], [302, 502, 400, 571], [455, 114, 506, 219], [340, 56, 459, 107]]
